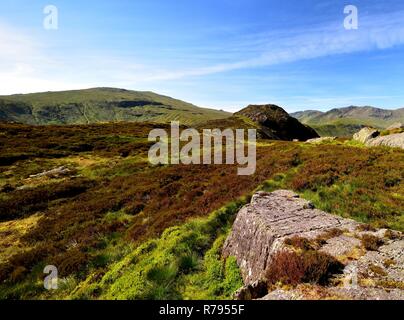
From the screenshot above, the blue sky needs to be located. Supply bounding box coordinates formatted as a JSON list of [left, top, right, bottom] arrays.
[[1, 0, 404, 112]]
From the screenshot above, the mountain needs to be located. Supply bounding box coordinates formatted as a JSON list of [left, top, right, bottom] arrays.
[[234, 104, 319, 141], [291, 106, 404, 137], [0, 87, 230, 126], [289, 110, 323, 124]]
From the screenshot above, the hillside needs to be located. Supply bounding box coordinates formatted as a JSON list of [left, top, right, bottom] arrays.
[[0, 122, 402, 299], [0, 88, 230, 126], [291, 106, 404, 137]]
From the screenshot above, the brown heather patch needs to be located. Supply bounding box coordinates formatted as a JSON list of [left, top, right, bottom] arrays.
[[265, 250, 344, 286], [361, 234, 384, 251]]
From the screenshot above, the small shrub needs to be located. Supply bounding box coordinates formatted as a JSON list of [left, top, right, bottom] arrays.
[[53, 248, 88, 277], [321, 228, 344, 239], [177, 252, 199, 274], [356, 224, 377, 232], [284, 236, 317, 251], [300, 250, 343, 284], [368, 264, 387, 277], [265, 251, 304, 286], [361, 234, 384, 251], [147, 264, 178, 283], [383, 259, 396, 268], [10, 266, 27, 283], [265, 249, 343, 286], [384, 229, 401, 240]]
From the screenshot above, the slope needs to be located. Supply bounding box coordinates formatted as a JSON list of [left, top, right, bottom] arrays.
[[0, 87, 230, 126]]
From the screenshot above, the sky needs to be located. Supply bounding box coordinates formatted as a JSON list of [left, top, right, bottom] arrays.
[[1, 0, 404, 113]]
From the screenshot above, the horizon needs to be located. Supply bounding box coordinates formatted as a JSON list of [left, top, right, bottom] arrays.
[[1, 1, 404, 112], [1, 86, 403, 114]]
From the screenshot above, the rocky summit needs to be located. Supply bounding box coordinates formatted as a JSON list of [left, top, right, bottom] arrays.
[[223, 190, 404, 300], [235, 104, 319, 141]]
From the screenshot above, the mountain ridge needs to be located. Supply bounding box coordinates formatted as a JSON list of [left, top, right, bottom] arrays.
[[0, 87, 231, 126], [291, 106, 404, 136]]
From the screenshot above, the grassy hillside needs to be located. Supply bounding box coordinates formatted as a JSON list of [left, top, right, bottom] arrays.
[[310, 123, 365, 137], [0, 87, 230, 126], [0, 122, 402, 299], [291, 106, 404, 137]]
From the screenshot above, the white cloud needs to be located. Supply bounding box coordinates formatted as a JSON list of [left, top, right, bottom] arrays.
[[143, 10, 404, 81], [1, 10, 404, 95]]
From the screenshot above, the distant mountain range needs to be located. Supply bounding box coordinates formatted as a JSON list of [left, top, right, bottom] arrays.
[[0, 87, 230, 126], [291, 106, 404, 136], [3, 89, 403, 138]]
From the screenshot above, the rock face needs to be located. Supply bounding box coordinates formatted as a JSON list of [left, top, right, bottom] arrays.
[[352, 127, 380, 143], [223, 190, 404, 300], [235, 105, 319, 141], [352, 127, 404, 149], [367, 132, 404, 149]]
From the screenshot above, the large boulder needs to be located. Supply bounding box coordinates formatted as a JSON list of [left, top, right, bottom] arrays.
[[352, 127, 380, 143], [367, 132, 404, 149], [223, 190, 404, 300], [235, 104, 319, 141], [352, 127, 404, 149]]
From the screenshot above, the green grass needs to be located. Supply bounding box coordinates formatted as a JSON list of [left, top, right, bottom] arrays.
[[0, 198, 246, 299], [63, 199, 246, 300]]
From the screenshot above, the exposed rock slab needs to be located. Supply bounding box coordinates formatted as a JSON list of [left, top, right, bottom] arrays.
[[352, 127, 380, 143], [352, 127, 404, 149], [29, 166, 71, 178], [223, 190, 404, 300], [366, 132, 404, 149], [306, 137, 336, 144]]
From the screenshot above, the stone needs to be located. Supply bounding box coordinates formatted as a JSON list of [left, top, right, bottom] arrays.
[[366, 132, 404, 149], [222, 190, 359, 285], [352, 127, 380, 143], [223, 190, 404, 300], [306, 137, 336, 144], [29, 166, 71, 179]]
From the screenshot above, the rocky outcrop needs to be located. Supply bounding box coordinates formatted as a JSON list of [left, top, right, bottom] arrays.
[[29, 166, 71, 179], [223, 190, 404, 300], [352, 127, 380, 143], [306, 137, 336, 144], [367, 133, 404, 149], [352, 127, 404, 149], [235, 105, 319, 141]]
